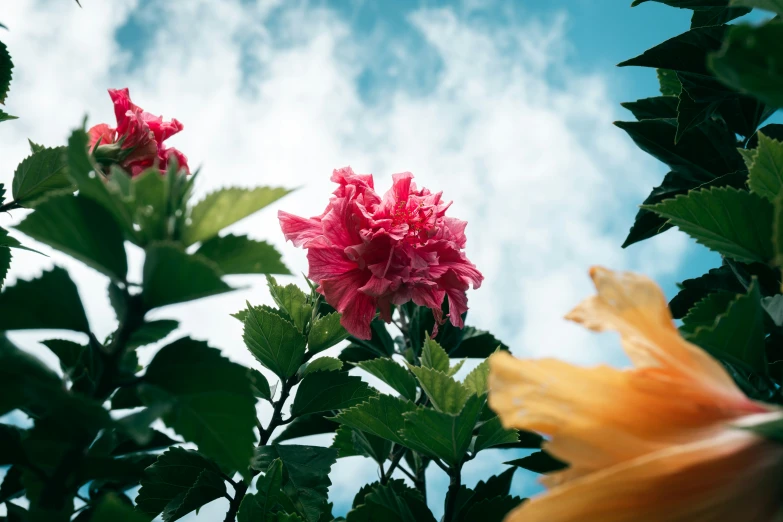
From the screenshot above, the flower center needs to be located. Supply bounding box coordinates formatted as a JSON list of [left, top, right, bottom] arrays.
[[391, 200, 433, 237]]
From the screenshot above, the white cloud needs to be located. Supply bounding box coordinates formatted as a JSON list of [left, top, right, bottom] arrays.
[[0, 0, 690, 517]]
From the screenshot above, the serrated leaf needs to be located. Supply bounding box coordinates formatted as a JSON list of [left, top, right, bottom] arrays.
[[680, 291, 737, 334], [12, 147, 74, 206], [0, 109, 16, 122], [251, 445, 337, 522], [15, 195, 128, 281], [645, 187, 774, 264], [669, 265, 745, 318], [130, 169, 167, 244], [691, 6, 750, 27], [0, 465, 23, 503], [409, 365, 470, 414], [243, 305, 307, 380], [748, 133, 783, 202], [687, 280, 767, 374], [675, 87, 721, 143], [267, 276, 312, 333], [421, 335, 450, 373], [461, 495, 523, 522], [709, 21, 783, 108], [142, 242, 234, 309], [400, 394, 483, 466], [619, 25, 726, 76], [291, 370, 374, 416], [331, 395, 417, 446], [308, 312, 349, 354], [451, 327, 509, 358], [136, 447, 226, 521], [346, 481, 435, 522], [332, 425, 392, 465], [614, 118, 743, 183], [140, 338, 257, 478], [463, 359, 490, 396], [0, 40, 12, 104], [474, 417, 519, 453], [0, 267, 89, 333], [248, 368, 273, 401], [184, 186, 291, 245], [731, 0, 783, 14], [66, 129, 136, 241], [301, 357, 343, 376], [506, 451, 567, 474], [273, 413, 339, 444], [658, 69, 682, 96], [127, 319, 179, 349], [621, 96, 679, 120], [237, 459, 283, 522], [0, 247, 9, 289], [196, 234, 289, 275], [356, 358, 417, 401]]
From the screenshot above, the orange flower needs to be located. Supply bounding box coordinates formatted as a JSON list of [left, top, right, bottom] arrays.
[[488, 266, 783, 522]]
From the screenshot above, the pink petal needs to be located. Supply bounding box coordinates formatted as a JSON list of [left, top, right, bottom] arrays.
[[278, 210, 323, 248], [307, 246, 357, 282], [320, 270, 377, 340]]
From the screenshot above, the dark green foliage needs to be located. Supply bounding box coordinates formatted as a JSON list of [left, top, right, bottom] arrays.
[[0, 40, 12, 104], [11, 146, 74, 207]]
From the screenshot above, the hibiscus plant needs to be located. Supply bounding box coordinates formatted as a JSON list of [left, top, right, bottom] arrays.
[[0, 21, 528, 522]]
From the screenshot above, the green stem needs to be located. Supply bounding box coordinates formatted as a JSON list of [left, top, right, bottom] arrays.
[[443, 466, 462, 522], [0, 200, 21, 213]]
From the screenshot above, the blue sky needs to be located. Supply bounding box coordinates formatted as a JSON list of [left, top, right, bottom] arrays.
[[0, 0, 739, 518]]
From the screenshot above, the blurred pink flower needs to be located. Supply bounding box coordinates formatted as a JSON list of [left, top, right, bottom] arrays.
[[279, 167, 483, 340], [87, 88, 189, 176]]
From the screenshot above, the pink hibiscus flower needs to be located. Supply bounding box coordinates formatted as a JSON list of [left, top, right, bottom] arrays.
[[279, 167, 483, 340], [87, 88, 189, 177]]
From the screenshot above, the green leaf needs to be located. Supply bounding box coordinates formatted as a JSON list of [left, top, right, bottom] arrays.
[[474, 417, 519, 453], [301, 357, 343, 376], [111, 429, 179, 456], [308, 312, 349, 354], [0, 109, 16, 122], [730, 0, 783, 17], [748, 133, 783, 202], [15, 195, 128, 281], [243, 305, 307, 380], [669, 265, 745, 318], [196, 234, 290, 275], [331, 395, 417, 446], [0, 267, 89, 333], [421, 335, 450, 373], [267, 276, 313, 333], [142, 242, 234, 309], [0, 40, 12, 104], [0, 466, 23, 503], [346, 481, 435, 522], [506, 451, 567, 474], [248, 368, 273, 400], [400, 394, 483, 466], [251, 445, 338, 522], [463, 359, 490, 396], [136, 447, 226, 522], [621, 96, 679, 120], [619, 26, 725, 76], [460, 495, 523, 522], [680, 291, 738, 333], [763, 295, 783, 327], [658, 69, 682, 96], [11, 147, 74, 207], [709, 21, 783, 108], [691, 6, 751, 27], [614, 118, 743, 183], [66, 129, 136, 241], [291, 370, 374, 416], [127, 319, 179, 349], [332, 426, 392, 464], [644, 187, 774, 264], [130, 169, 167, 244], [90, 493, 150, 522], [273, 413, 339, 444], [675, 87, 721, 143], [409, 366, 471, 414], [453, 468, 519, 522], [184, 186, 291, 245], [40, 339, 85, 374], [451, 327, 509, 358], [0, 425, 24, 466], [140, 338, 256, 478], [237, 459, 283, 522], [687, 280, 767, 374], [0, 247, 9, 289], [356, 358, 418, 401]]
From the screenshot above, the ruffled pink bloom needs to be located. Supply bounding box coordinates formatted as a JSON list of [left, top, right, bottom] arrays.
[[87, 88, 189, 177], [279, 167, 483, 340]]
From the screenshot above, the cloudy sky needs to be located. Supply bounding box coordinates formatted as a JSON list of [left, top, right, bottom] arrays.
[[0, 0, 721, 518]]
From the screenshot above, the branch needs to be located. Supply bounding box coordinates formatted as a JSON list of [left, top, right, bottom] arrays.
[[443, 466, 462, 522]]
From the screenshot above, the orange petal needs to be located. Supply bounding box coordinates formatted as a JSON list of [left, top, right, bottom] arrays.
[[504, 429, 783, 522]]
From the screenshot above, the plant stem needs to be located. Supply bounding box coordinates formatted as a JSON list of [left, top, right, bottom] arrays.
[[443, 466, 462, 522], [223, 377, 297, 521], [0, 200, 21, 213], [380, 448, 405, 484]]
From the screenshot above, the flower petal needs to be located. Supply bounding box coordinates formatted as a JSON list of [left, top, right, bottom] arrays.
[[320, 269, 376, 340]]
